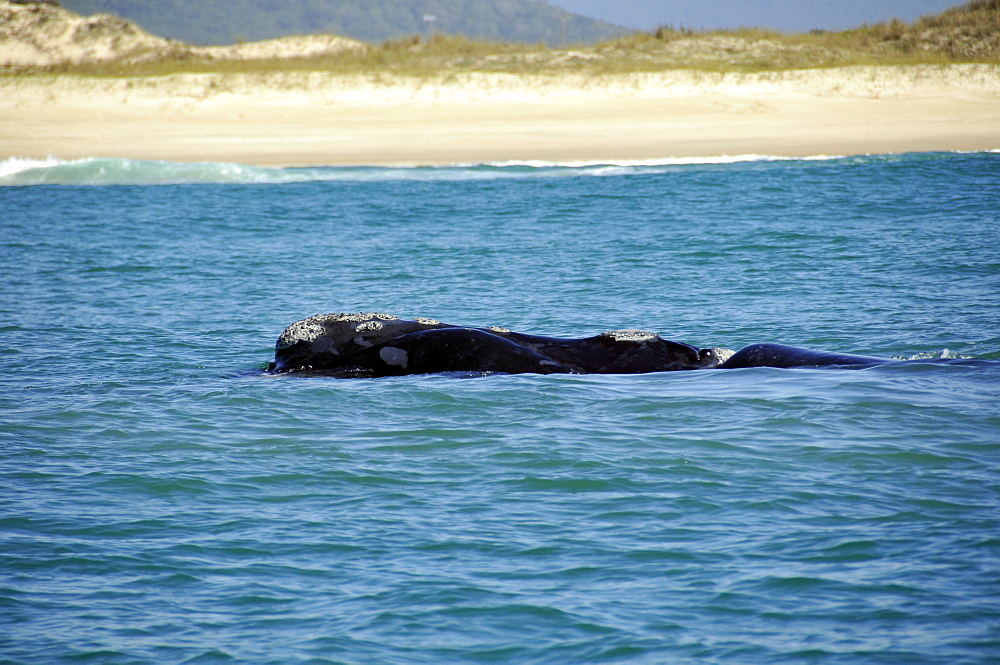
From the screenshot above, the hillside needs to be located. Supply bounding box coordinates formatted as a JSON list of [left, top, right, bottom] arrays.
[[0, 1, 365, 68], [883, 0, 1000, 59], [2, 0, 997, 73], [58, 0, 629, 46]]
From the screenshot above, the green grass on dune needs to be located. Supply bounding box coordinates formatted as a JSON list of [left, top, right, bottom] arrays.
[[6, 0, 999, 78]]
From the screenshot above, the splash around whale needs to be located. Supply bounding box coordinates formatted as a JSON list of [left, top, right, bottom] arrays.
[[268, 313, 892, 378]]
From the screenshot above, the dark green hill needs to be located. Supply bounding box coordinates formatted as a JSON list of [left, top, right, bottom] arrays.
[[58, 0, 629, 45]]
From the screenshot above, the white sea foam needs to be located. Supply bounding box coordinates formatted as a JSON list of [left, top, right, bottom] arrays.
[[475, 154, 845, 168], [0, 151, 992, 186], [0, 156, 300, 186], [900, 348, 971, 360], [0, 156, 67, 179]]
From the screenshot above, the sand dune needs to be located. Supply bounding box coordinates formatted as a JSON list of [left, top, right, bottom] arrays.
[[0, 1, 364, 67]]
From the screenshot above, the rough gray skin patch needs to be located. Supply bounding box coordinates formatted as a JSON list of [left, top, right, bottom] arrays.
[[416, 317, 440, 325], [321, 312, 398, 324], [276, 312, 401, 350], [355, 321, 383, 332], [489, 326, 511, 333], [601, 329, 658, 343], [379, 346, 409, 368], [709, 347, 736, 364], [276, 319, 326, 350]]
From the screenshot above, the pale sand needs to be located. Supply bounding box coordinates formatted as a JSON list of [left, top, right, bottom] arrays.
[[1, 65, 998, 166]]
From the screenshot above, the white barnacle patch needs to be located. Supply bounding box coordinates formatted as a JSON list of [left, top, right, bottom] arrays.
[[327, 312, 373, 323], [355, 320, 383, 333], [416, 317, 440, 325], [323, 312, 399, 323], [489, 326, 511, 334], [602, 329, 658, 343], [709, 347, 736, 363], [379, 346, 408, 368], [276, 318, 326, 349]]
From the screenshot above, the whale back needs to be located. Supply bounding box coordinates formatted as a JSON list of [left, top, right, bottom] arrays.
[[494, 329, 716, 373], [271, 313, 721, 375], [720, 343, 889, 369], [318, 328, 574, 377]]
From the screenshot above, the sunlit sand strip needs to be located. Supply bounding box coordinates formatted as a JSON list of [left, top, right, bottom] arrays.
[[2, 65, 998, 166]]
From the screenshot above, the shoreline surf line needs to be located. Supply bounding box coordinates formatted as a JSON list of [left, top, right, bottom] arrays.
[[5, 151, 998, 186]]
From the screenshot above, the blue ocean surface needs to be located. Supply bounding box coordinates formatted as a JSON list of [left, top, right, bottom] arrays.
[[1, 151, 999, 664]]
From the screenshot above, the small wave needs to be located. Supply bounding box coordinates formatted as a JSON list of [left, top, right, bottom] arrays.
[[897, 349, 970, 361], [0, 156, 314, 186], [477, 154, 844, 168], [0, 154, 841, 186], [1, 151, 993, 186], [0, 156, 65, 179]]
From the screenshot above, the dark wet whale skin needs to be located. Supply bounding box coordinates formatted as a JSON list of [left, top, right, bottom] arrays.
[[270, 313, 725, 377]]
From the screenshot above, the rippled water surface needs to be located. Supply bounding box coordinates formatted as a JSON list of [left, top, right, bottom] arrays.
[[2, 152, 999, 664]]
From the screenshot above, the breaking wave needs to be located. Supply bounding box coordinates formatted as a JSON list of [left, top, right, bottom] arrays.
[[0, 151, 990, 186]]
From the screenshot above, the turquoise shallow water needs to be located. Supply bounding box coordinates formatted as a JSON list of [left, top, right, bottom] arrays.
[[1, 152, 999, 664]]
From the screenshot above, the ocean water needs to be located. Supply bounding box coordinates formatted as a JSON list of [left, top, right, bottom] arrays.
[[1, 151, 999, 664]]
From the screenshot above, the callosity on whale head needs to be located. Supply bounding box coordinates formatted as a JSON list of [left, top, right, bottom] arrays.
[[271, 312, 453, 373], [699, 346, 736, 368]]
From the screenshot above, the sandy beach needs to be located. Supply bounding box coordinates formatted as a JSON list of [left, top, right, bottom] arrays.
[[2, 65, 999, 166]]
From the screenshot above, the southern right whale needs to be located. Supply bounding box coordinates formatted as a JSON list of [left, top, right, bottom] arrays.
[[268, 312, 892, 377]]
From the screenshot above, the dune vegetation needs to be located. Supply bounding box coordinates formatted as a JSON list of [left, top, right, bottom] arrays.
[[2, 0, 998, 78]]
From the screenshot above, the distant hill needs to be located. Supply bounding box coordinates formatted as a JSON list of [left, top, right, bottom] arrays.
[[5, 0, 994, 72], [1, 1, 365, 68], [548, 0, 964, 33], [58, 0, 630, 46]]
